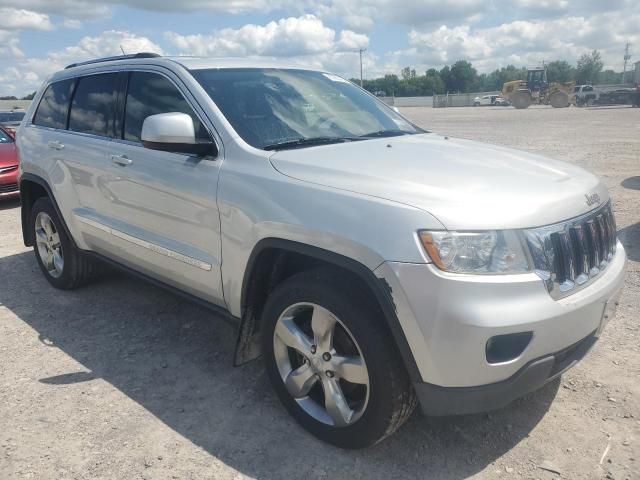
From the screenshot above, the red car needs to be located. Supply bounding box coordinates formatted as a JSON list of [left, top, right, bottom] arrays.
[[0, 126, 19, 199]]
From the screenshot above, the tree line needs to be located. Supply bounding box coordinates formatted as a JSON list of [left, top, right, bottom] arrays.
[[0, 92, 36, 101], [353, 50, 626, 97]]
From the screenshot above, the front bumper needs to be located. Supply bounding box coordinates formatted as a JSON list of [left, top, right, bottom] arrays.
[[414, 329, 598, 416], [375, 240, 626, 414], [0, 167, 19, 198]]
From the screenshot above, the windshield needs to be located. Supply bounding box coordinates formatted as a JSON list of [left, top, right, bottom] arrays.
[[0, 112, 25, 123], [191, 68, 422, 150]]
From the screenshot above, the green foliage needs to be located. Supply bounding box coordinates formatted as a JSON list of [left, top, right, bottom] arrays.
[[356, 50, 624, 97], [546, 61, 575, 83], [447, 60, 477, 92], [598, 70, 623, 85], [479, 65, 528, 91], [576, 50, 604, 84], [22, 92, 36, 100]]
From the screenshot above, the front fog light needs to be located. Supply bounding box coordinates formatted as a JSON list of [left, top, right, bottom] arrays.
[[419, 230, 531, 274]]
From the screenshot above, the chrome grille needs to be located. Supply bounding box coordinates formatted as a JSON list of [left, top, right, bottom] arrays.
[[525, 203, 617, 299], [0, 183, 18, 194]]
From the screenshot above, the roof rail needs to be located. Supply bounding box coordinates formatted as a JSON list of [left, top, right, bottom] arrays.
[[65, 52, 161, 70]]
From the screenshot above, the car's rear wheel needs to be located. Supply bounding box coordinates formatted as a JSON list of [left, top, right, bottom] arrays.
[[31, 197, 98, 289], [261, 267, 417, 448]]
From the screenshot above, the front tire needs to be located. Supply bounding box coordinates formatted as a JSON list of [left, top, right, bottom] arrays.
[[31, 197, 97, 289], [261, 267, 416, 448]]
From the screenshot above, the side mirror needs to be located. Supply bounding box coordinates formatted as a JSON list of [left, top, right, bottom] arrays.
[[141, 112, 217, 157]]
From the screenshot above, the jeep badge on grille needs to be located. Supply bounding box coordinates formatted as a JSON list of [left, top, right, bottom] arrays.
[[585, 193, 601, 206]]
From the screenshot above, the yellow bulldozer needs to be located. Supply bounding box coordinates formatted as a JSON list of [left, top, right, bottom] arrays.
[[502, 67, 575, 109]]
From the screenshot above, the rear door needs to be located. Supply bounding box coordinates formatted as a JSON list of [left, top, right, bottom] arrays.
[[62, 72, 121, 221], [89, 69, 224, 305]]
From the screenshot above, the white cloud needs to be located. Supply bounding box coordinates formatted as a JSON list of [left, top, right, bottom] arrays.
[[164, 15, 373, 80], [0, 1, 110, 20], [8, 31, 162, 93], [406, 10, 640, 72], [63, 19, 83, 29], [0, 38, 24, 58], [0, 8, 52, 30], [166, 15, 366, 57], [337, 30, 369, 50], [0, 0, 638, 96]]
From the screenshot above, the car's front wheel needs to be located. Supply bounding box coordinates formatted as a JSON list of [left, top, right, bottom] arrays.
[[31, 197, 98, 289], [261, 267, 416, 448]]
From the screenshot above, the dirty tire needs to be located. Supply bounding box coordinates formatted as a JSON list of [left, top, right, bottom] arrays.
[[261, 267, 417, 449], [511, 91, 532, 109], [31, 197, 98, 290], [550, 91, 569, 108]]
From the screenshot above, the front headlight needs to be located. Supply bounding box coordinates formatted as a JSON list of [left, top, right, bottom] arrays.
[[419, 230, 531, 274]]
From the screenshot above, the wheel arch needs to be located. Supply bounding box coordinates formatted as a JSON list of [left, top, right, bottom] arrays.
[[234, 238, 422, 383], [19, 173, 76, 249]]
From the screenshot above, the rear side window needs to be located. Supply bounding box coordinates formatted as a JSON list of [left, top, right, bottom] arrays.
[[33, 79, 75, 129], [68, 73, 119, 137], [123, 72, 208, 142]]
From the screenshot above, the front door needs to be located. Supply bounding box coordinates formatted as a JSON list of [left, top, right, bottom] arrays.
[[93, 70, 225, 306]]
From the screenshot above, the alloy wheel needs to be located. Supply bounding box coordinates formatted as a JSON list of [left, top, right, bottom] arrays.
[[35, 212, 64, 278], [272, 302, 369, 427]]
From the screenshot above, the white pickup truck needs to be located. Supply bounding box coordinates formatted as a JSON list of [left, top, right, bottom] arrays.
[[574, 84, 636, 106]]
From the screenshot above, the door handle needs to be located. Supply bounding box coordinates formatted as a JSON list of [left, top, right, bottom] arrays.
[[47, 140, 64, 150], [110, 154, 132, 167]]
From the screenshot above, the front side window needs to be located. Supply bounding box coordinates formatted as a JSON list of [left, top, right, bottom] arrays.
[[123, 72, 209, 143], [191, 68, 421, 150], [68, 73, 119, 137], [33, 79, 75, 129]]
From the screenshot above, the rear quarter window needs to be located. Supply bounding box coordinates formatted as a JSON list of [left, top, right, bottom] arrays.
[[33, 79, 75, 129]]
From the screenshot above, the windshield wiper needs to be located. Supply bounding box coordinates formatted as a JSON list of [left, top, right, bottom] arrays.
[[359, 129, 413, 138], [263, 137, 361, 151]]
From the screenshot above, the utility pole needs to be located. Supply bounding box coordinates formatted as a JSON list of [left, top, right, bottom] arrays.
[[359, 48, 366, 87], [623, 42, 631, 84]]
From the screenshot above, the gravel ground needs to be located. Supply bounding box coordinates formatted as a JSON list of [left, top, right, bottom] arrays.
[[1, 105, 638, 480]]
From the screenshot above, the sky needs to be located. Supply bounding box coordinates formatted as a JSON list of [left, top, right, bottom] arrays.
[[0, 0, 638, 96]]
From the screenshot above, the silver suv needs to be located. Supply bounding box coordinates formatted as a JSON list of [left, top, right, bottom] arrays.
[[17, 53, 626, 448]]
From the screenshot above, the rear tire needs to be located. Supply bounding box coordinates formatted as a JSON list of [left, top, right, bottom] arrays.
[[261, 267, 416, 448], [31, 197, 98, 289]]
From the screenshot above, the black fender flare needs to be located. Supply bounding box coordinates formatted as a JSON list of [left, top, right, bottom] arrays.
[[237, 238, 423, 383]]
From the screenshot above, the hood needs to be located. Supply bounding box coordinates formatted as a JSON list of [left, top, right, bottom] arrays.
[[0, 143, 17, 168], [269, 133, 608, 230]]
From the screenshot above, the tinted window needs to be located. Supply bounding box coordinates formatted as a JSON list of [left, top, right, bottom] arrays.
[[0, 128, 13, 143], [124, 72, 208, 142], [68, 73, 118, 137], [33, 79, 74, 129]]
